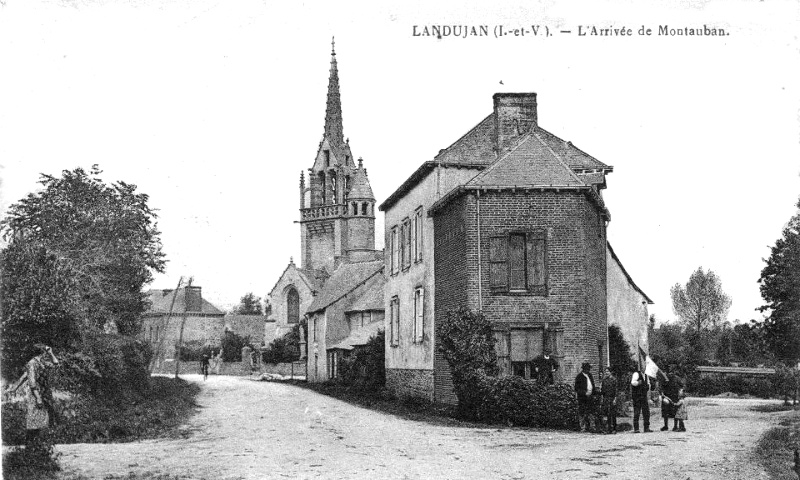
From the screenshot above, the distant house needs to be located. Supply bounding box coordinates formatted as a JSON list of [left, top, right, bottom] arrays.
[[305, 260, 385, 381], [381, 92, 651, 404], [142, 285, 225, 362]]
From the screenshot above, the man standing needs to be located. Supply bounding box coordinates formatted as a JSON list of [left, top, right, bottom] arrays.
[[574, 362, 596, 432], [630, 364, 652, 433], [601, 367, 618, 434], [200, 352, 210, 381], [534, 349, 559, 385]]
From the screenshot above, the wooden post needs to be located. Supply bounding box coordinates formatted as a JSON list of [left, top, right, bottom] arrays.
[[149, 277, 183, 373], [175, 316, 187, 379]]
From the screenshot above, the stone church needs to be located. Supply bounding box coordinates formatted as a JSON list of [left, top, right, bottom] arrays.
[[267, 42, 385, 381]]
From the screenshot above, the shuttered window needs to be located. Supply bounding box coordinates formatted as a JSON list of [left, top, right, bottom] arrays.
[[414, 207, 424, 262], [488, 231, 547, 295], [391, 227, 399, 275], [414, 287, 424, 343], [509, 329, 544, 379], [390, 297, 400, 346]]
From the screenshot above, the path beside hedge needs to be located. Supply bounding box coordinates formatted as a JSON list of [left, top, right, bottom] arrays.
[[55, 376, 777, 479]]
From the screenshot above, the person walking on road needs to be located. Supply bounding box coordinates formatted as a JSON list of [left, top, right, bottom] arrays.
[[200, 353, 210, 381], [630, 364, 652, 433]]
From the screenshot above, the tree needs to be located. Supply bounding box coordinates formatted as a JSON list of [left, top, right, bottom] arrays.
[[758, 197, 800, 364], [1, 166, 165, 377], [231, 292, 263, 315], [607, 325, 634, 378], [670, 267, 732, 331]]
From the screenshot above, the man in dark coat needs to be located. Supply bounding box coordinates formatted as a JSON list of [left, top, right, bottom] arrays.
[[601, 367, 618, 434], [533, 349, 559, 385], [574, 362, 596, 432], [630, 364, 652, 433]]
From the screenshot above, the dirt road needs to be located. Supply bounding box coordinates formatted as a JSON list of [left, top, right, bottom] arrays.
[[56, 375, 777, 479]]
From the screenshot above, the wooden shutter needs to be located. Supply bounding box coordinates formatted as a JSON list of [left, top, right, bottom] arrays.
[[489, 236, 508, 290], [416, 209, 423, 262], [526, 232, 546, 291], [415, 288, 424, 343], [509, 233, 526, 290], [510, 329, 544, 362]]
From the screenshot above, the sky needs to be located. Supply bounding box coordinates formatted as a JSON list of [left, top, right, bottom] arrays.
[[1, 0, 798, 323]]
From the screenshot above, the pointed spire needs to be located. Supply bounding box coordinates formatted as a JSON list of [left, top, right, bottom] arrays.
[[324, 38, 344, 145]]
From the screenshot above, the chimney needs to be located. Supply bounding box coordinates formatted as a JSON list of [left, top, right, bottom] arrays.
[[185, 286, 202, 312], [493, 92, 538, 154]]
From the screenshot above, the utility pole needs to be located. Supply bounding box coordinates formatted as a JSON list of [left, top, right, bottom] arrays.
[[149, 276, 183, 373], [174, 276, 193, 379]]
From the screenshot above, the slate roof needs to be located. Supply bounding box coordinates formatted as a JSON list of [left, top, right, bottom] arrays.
[[307, 260, 384, 313], [534, 127, 610, 172], [348, 166, 374, 199], [296, 267, 329, 292], [345, 275, 385, 312], [433, 114, 498, 166], [465, 132, 587, 188], [328, 320, 383, 351], [144, 288, 225, 316]]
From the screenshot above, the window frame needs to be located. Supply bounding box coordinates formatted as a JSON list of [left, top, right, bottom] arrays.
[[389, 296, 400, 347], [413, 287, 424, 344], [390, 226, 399, 276], [488, 230, 548, 296], [401, 217, 411, 270], [414, 207, 423, 263]]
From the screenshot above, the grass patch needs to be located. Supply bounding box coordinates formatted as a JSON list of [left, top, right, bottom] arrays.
[[751, 403, 800, 414], [2, 376, 200, 446], [754, 409, 800, 479]]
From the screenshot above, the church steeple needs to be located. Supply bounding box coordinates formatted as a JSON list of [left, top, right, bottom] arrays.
[[324, 37, 344, 145]]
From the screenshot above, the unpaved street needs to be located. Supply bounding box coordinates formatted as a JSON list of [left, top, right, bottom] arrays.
[[56, 375, 777, 479]]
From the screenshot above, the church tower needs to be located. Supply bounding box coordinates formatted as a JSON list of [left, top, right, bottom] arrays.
[[299, 40, 377, 273]]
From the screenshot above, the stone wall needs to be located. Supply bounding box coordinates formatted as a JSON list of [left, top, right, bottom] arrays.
[[386, 368, 434, 402]]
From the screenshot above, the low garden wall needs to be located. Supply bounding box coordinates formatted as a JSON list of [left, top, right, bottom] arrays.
[[151, 360, 306, 378]]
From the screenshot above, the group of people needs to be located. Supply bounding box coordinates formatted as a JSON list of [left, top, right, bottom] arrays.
[[574, 362, 688, 434], [200, 349, 224, 380]]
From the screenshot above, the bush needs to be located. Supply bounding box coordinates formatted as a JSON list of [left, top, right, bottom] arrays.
[[688, 373, 776, 399], [437, 307, 577, 428], [77, 333, 153, 397], [178, 341, 217, 362], [221, 330, 251, 362], [261, 324, 301, 364], [338, 331, 385, 392]]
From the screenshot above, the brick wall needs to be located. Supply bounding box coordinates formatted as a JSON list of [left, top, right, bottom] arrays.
[[432, 189, 608, 403]]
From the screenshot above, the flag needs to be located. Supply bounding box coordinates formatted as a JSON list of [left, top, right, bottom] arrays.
[[644, 355, 660, 379]]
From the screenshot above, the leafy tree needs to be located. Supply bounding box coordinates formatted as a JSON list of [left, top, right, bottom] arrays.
[[607, 324, 634, 378], [670, 267, 732, 331], [261, 323, 302, 364], [220, 330, 252, 362], [758, 197, 800, 364], [231, 292, 263, 315], [1, 166, 165, 378]]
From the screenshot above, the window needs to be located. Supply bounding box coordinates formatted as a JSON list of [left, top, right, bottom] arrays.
[[287, 287, 300, 324], [319, 172, 326, 204], [362, 202, 368, 216], [330, 175, 337, 203], [494, 329, 544, 379], [324, 149, 330, 167], [401, 218, 411, 269], [413, 287, 424, 343], [312, 317, 317, 342], [489, 230, 547, 294], [414, 207, 423, 262], [391, 227, 399, 275], [389, 296, 400, 346]]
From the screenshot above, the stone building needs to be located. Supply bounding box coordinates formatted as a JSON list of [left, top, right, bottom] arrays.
[[606, 243, 653, 357], [142, 285, 226, 362], [380, 92, 650, 404], [266, 42, 385, 381]]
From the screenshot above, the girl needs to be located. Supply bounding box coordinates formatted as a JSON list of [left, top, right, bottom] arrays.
[[673, 388, 688, 431]]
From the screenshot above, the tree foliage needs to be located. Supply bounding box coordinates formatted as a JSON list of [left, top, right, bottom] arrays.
[[607, 324, 635, 378], [231, 292, 263, 315], [758, 197, 800, 364], [670, 267, 732, 331], [261, 323, 302, 364], [1, 166, 165, 378]]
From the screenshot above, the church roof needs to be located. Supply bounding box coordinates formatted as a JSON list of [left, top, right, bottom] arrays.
[[297, 267, 329, 292], [345, 274, 385, 312], [307, 260, 384, 313], [348, 163, 374, 199]]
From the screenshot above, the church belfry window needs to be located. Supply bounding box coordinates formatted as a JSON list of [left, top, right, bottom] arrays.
[[361, 202, 367, 216], [331, 175, 337, 203], [324, 150, 330, 167], [318, 172, 326, 204]]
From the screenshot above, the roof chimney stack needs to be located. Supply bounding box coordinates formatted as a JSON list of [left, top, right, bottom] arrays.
[[493, 92, 538, 155]]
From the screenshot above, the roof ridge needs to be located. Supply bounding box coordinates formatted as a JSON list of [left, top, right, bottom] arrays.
[[531, 132, 588, 186], [434, 114, 494, 161]]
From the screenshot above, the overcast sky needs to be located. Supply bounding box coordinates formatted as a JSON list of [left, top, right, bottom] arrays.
[[1, 0, 798, 323]]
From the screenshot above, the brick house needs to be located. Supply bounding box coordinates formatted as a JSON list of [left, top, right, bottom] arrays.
[[266, 42, 385, 381], [381, 92, 649, 404]]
